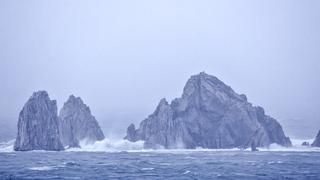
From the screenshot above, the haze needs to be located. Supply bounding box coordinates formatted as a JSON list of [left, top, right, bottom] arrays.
[[1, 0, 319, 140]]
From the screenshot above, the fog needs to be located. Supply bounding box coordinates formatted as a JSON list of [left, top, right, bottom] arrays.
[[0, 0, 319, 140]]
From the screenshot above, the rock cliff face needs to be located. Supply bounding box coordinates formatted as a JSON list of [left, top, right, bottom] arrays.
[[14, 91, 64, 151], [125, 72, 291, 149], [59, 95, 105, 148], [311, 130, 320, 147]]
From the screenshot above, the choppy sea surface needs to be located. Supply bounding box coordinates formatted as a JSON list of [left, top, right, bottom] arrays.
[[1, 139, 320, 180]]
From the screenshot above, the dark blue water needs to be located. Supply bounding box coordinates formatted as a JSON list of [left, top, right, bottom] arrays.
[[0, 151, 319, 180]]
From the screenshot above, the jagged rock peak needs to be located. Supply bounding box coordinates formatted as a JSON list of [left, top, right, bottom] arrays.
[[183, 72, 224, 94], [14, 91, 64, 151], [158, 98, 169, 106], [312, 130, 320, 147], [153, 98, 170, 114], [182, 72, 245, 102], [59, 95, 105, 148], [64, 95, 91, 112], [30, 90, 50, 99]]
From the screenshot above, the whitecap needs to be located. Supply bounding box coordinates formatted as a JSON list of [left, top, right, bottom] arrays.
[[182, 171, 191, 175], [141, 168, 154, 171], [28, 166, 54, 171], [267, 161, 283, 165]]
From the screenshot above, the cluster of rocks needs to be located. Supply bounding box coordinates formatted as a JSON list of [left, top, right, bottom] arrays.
[[299, 131, 320, 147], [14, 72, 318, 151], [14, 91, 104, 151], [125, 72, 292, 149]]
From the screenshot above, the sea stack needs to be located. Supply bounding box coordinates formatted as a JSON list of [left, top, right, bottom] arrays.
[[125, 72, 291, 149], [14, 91, 64, 151], [59, 95, 105, 148], [311, 130, 320, 147]]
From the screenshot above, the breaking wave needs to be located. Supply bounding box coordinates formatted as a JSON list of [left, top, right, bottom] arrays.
[[0, 140, 14, 152], [1, 138, 320, 153], [67, 139, 145, 152]]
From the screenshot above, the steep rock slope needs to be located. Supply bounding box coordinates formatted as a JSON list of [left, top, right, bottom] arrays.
[[59, 95, 104, 148], [312, 130, 320, 147], [14, 91, 64, 151], [125, 72, 291, 149]]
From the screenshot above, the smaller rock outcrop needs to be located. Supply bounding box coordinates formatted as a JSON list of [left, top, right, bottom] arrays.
[[311, 130, 320, 147], [14, 91, 64, 151], [301, 142, 310, 146], [125, 124, 137, 142], [59, 95, 105, 148]]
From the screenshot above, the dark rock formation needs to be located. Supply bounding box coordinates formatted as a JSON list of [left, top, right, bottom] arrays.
[[14, 91, 64, 151], [311, 130, 320, 147], [301, 141, 310, 146], [125, 72, 291, 149], [125, 124, 137, 142], [59, 95, 105, 148], [251, 142, 258, 152]]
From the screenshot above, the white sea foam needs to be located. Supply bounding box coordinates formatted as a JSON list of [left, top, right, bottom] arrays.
[[28, 166, 54, 171], [291, 138, 315, 147], [66, 138, 145, 152], [1, 138, 320, 153], [182, 170, 191, 174], [141, 168, 154, 171], [257, 141, 320, 152], [0, 140, 14, 152]]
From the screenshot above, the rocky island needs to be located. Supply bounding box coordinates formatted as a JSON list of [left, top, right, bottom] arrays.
[[125, 72, 292, 149], [14, 92, 105, 151], [59, 95, 105, 148], [14, 91, 64, 151], [312, 130, 320, 147]]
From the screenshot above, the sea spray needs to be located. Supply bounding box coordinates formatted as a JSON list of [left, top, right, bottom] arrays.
[[67, 138, 145, 152], [1, 139, 320, 153]]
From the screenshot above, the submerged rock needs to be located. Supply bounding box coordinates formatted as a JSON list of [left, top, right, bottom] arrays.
[[311, 130, 320, 147], [14, 91, 64, 151], [125, 72, 291, 149], [59, 95, 105, 148]]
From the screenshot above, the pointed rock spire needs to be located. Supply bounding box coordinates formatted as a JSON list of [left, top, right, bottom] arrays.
[[14, 91, 64, 151], [59, 95, 105, 148]]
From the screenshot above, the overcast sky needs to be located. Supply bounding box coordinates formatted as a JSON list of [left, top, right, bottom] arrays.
[[0, 0, 319, 139]]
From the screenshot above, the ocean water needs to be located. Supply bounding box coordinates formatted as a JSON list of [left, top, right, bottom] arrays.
[[1, 140, 320, 180]]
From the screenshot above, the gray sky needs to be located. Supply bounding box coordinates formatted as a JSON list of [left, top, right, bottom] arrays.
[[0, 0, 319, 139]]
